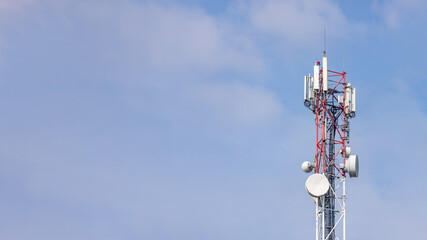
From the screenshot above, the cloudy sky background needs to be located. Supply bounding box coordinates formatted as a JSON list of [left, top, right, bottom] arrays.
[[0, 0, 426, 239]]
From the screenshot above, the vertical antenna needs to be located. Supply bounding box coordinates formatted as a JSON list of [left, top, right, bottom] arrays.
[[343, 56, 346, 72], [323, 28, 326, 53]]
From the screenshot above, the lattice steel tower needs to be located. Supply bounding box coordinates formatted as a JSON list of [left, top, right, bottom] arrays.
[[301, 51, 359, 240]]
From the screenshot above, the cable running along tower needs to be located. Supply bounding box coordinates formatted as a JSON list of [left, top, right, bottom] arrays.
[[302, 51, 359, 240]]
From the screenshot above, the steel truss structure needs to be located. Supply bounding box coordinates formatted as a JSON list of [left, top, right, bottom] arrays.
[[303, 51, 356, 240]]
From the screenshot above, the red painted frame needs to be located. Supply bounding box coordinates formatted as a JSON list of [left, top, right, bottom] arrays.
[[313, 68, 347, 176]]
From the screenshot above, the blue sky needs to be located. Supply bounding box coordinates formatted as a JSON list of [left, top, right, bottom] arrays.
[[0, 0, 426, 239]]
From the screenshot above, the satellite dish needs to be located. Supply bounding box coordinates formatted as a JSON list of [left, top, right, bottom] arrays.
[[301, 161, 315, 173], [345, 155, 359, 178], [345, 146, 351, 158], [305, 174, 329, 197], [339, 146, 351, 158]]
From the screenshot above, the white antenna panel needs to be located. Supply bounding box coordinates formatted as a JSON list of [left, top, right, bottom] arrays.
[[313, 64, 320, 90], [345, 83, 351, 114], [351, 88, 356, 112], [304, 76, 308, 100], [310, 77, 315, 100], [338, 96, 343, 104], [322, 56, 328, 91]]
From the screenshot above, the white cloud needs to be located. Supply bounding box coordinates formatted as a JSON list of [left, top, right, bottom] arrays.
[[356, 78, 427, 178], [374, 0, 427, 28], [74, 1, 265, 79], [57, 1, 282, 128], [245, 0, 358, 47], [190, 82, 283, 127], [349, 181, 427, 239], [0, 0, 35, 11]]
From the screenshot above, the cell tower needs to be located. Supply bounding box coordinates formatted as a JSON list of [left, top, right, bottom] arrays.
[[301, 51, 359, 240]]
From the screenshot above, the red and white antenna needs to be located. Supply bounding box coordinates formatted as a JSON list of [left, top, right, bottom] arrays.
[[302, 51, 359, 240]]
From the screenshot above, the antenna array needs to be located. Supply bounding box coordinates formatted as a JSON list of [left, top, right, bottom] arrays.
[[302, 52, 359, 240]]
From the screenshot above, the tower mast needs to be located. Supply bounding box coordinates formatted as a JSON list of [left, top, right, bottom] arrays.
[[302, 51, 359, 240]]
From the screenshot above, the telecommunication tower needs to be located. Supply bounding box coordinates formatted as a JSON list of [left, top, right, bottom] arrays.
[[301, 51, 359, 240]]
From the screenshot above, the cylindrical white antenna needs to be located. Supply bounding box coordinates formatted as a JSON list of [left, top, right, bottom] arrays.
[[322, 52, 328, 92], [308, 73, 312, 100], [309, 77, 314, 100], [345, 83, 351, 114], [313, 62, 320, 90], [304, 76, 308, 100], [351, 87, 356, 112]]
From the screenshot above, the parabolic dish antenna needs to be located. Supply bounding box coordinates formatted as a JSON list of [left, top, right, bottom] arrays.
[[346, 155, 359, 178], [305, 174, 330, 197]]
